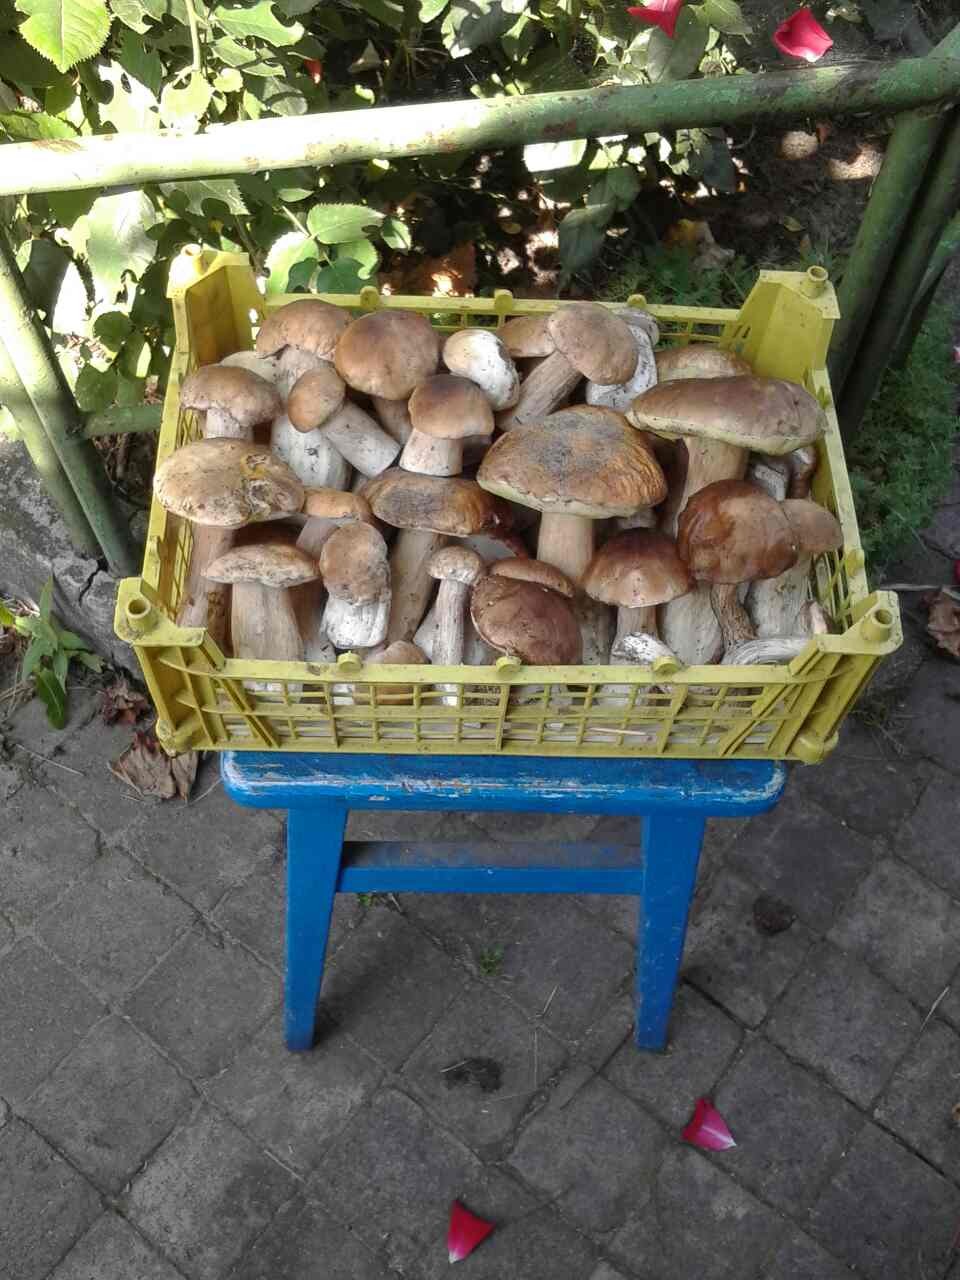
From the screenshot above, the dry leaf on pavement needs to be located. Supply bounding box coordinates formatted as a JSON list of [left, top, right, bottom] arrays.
[[926, 589, 960, 662], [109, 728, 198, 800], [99, 677, 150, 725]]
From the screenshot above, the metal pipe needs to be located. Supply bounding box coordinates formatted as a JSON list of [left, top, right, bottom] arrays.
[[0, 337, 100, 558], [0, 230, 140, 576], [889, 209, 960, 367], [829, 22, 960, 393], [2, 57, 959, 196], [839, 108, 960, 437]]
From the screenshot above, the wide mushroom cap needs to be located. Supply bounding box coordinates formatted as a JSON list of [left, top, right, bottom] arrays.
[[581, 529, 693, 607], [287, 366, 346, 431], [334, 309, 440, 399], [471, 576, 582, 664], [499, 313, 554, 359], [629, 375, 825, 455], [655, 345, 752, 382], [205, 542, 318, 588], [255, 298, 351, 360], [319, 522, 389, 603], [477, 406, 666, 517], [363, 469, 513, 536], [302, 488, 372, 523], [547, 303, 636, 384], [408, 375, 494, 440], [490, 558, 575, 599], [154, 439, 304, 528], [781, 499, 843, 554], [678, 479, 799, 583], [180, 364, 282, 427]]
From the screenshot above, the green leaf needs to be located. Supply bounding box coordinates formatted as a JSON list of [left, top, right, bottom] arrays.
[[286, 256, 317, 291], [336, 237, 378, 276], [306, 202, 384, 244], [246, 73, 307, 116], [85, 189, 158, 300], [646, 9, 709, 81], [43, 74, 76, 115], [51, 625, 89, 648], [17, 238, 70, 317], [39, 578, 53, 621], [211, 35, 279, 73], [109, 0, 152, 31], [0, 32, 65, 86], [381, 215, 412, 250], [419, 0, 448, 19], [93, 310, 132, 349], [0, 603, 16, 628], [116, 28, 162, 96], [277, 186, 312, 202], [52, 646, 69, 688], [34, 667, 67, 728], [48, 188, 96, 227], [74, 361, 118, 411], [314, 257, 372, 294], [692, 0, 752, 34], [523, 138, 587, 173], [97, 60, 160, 133], [264, 230, 317, 293], [558, 201, 612, 283], [213, 66, 243, 92], [587, 166, 640, 212], [212, 1, 304, 46], [442, 0, 521, 57], [161, 178, 247, 217], [160, 71, 213, 129], [350, 0, 404, 30], [72, 649, 102, 672], [15, 0, 112, 72], [0, 110, 75, 140]]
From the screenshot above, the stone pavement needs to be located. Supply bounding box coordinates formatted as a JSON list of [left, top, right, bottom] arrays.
[[2, 546, 960, 1280]]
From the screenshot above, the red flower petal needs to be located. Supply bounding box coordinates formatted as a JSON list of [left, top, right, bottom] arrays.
[[303, 57, 323, 85], [626, 0, 685, 39], [953, 560, 960, 586], [682, 1098, 736, 1151], [773, 9, 834, 62], [448, 1201, 495, 1263]]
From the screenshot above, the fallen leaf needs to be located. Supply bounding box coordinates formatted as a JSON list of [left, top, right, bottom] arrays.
[[99, 677, 150, 725], [773, 8, 834, 61], [682, 1098, 736, 1151], [109, 728, 199, 800], [927, 589, 960, 661], [448, 1200, 495, 1263]]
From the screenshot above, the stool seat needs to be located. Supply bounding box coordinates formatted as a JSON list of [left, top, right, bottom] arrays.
[[223, 753, 785, 1052]]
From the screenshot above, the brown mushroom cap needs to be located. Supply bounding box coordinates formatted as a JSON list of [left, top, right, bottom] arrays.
[[581, 529, 693, 608], [154, 439, 304, 528], [301, 488, 372, 523], [477, 406, 667, 517], [255, 298, 351, 360], [205, 542, 318, 588], [490, 557, 575, 599], [499, 313, 554, 358], [629, 376, 825, 455], [334, 310, 440, 399], [370, 641, 427, 664], [471, 576, 582, 664], [427, 545, 485, 585], [781, 499, 843, 554], [286, 366, 347, 432], [319, 522, 389, 604], [677, 479, 799, 584], [547, 303, 636, 384], [408, 375, 494, 440], [655, 345, 752, 382], [363, 469, 513, 537], [180, 365, 282, 427]]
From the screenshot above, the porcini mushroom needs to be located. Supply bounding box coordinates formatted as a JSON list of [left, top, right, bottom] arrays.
[[787, 444, 819, 498], [490, 557, 574, 598], [443, 329, 520, 411], [584, 310, 658, 413], [581, 529, 692, 662], [180, 365, 282, 440], [499, 313, 554, 359], [654, 345, 751, 382], [402, 374, 494, 477], [427, 546, 486, 667], [319, 522, 391, 650], [334, 309, 440, 400], [292, 489, 375, 660], [154, 439, 304, 527], [477, 405, 667, 581], [288, 369, 400, 478], [372, 396, 413, 445], [220, 349, 281, 385], [471, 574, 582, 665], [748, 499, 842, 637], [256, 298, 351, 393]]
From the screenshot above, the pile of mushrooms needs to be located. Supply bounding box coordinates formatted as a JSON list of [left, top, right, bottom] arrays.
[[152, 294, 840, 688]]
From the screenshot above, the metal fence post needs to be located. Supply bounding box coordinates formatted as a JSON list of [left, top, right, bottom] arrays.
[[889, 210, 960, 368]]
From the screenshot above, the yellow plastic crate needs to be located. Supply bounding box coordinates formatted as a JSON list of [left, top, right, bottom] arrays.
[[114, 246, 901, 763]]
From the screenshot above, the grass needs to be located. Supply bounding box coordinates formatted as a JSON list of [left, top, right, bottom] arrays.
[[477, 945, 505, 976]]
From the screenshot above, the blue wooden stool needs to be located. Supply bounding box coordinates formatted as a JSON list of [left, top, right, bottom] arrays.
[[222, 753, 785, 1053]]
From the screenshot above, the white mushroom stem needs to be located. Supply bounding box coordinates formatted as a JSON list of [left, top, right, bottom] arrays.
[[721, 636, 809, 666], [221, 350, 282, 384], [432, 578, 472, 666], [747, 455, 790, 501], [322, 401, 400, 478], [415, 604, 494, 664], [613, 604, 657, 650], [271, 414, 351, 490], [585, 330, 656, 412], [231, 581, 303, 692], [386, 529, 447, 642], [296, 517, 340, 558], [322, 592, 390, 650], [179, 525, 233, 646], [659, 587, 723, 666], [203, 407, 251, 439], [748, 557, 814, 638], [788, 445, 818, 499], [616, 507, 657, 532], [372, 396, 413, 445], [578, 593, 614, 665], [290, 580, 333, 663], [612, 632, 680, 666], [496, 350, 581, 431], [536, 513, 594, 582], [661, 440, 746, 537], [803, 600, 831, 634], [710, 583, 755, 653], [399, 429, 463, 477]]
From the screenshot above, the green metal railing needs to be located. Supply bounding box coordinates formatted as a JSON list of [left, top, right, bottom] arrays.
[[1, 35, 959, 569]]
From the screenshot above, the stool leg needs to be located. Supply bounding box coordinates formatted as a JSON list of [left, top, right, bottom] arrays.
[[285, 804, 347, 1051], [635, 812, 706, 1051]]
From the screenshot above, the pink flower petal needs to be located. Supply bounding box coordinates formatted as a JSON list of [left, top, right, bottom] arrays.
[[682, 1098, 736, 1151], [626, 0, 685, 39], [773, 8, 834, 62], [448, 1201, 495, 1263]]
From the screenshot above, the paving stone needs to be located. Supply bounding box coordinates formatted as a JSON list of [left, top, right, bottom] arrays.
[[760, 1229, 857, 1280], [576, 994, 635, 1070], [828, 857, 960, 1004], [49, 1213, 185, 1280], [0, 1119, 101, 1280], [767, 942, 920, 1107], [712, 1035, 862, 1212], [0, 941, 103, 1103], [38, 850, 193, 1001], [608, 1147, 781, 1280], [682, 869, 815, 1027], [344, 810, 486, 841], [469, 810, 600, 841], [725, 786, 878, 932], [231, 1196, 395, 1280], [402, 980, 567, 1154], [893, 660, 960, 775], [897, 766, 960, 897], [874, 1021, 960, 1177], [404, 894, 634, 1042], [0, 759, 26, 801], [312, 1089, 533, 1278], [809, 1123, 960, 1280], [0, 787, 99, 924], [507, 1075, 665, 1234], [318, 910, 465, 1068], [0, 910, 13, 953], [207, 1011, 382, 1173], [123, 1106, 295, 1280], [6, 687, 98, 758], [449, 1207, 601, 1279], [122, 786, 279, 912], [605, 984, 742, 1128], [124, 925, 277, 1079], [588, 1267, 630, 1280], [573, 894, 637, 939], [23, 1015, 194, 1193]]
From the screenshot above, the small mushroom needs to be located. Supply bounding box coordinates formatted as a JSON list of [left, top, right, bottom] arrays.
[[334, 309, 440, 400], [319, 522, 391, 650], [581, 529, 692, 662], [179, 364, 282, 441], [288, 370, 400, 478], [490, 557, 574, 597], [427, 546, 486, 666], [443, 328, 520, 411], [296, 488, 374, 557], [787, 444, 819, 498], [256, 298, 352, 393], [585, 308, 659, 412], [286, 364, 346, 428], [365, 640, 430, 705], [749, 499, 842, 638], [471, 574, 582, 665], [402, 374, 494, 477]]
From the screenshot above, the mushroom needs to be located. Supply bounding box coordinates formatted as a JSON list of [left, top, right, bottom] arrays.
[[154, 439, 304, 528], [319, 522, 391, 651], [787, 444, 819, 498], [220, 349, 281, 385], [747, 454, 790, 501], [581, 529, 692, 662], [497, 303, 636, 431], [490, 557, 575, 598], [270, 407, 351, 492], [413, 532, 525, 659], [401, 374, 494, 477], [677, 479, 799, 658], [477, 405, 667, 581], [288, 369, 400, 478], [292, 489, 375, 660], [617, 306, 660, 346], [748, 499, 842, 638], [584, 308, 658, 412], [179, 365, 282, 440], [499, 313, 554, 359], [427, 546, 486, 665], [364, 640, 430, 705], [443, 328, 520, 411], [471, 573, 582, 665], [372, 395, 413, 445], [363, 469, 513, 642], [654, 345, 751, 382], [334, 309, 440, 400], [255, 297, 352, 394]]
